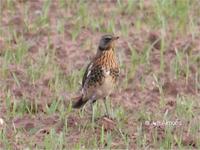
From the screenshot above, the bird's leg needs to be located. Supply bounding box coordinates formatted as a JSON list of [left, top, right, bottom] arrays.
[[90, 100, 95, 123], [89, 96, 96, 122], [90, 99, 98, 123], [103, 97, 110, 117], [84, 94, 96, 114], [83, 101, 92, 116]]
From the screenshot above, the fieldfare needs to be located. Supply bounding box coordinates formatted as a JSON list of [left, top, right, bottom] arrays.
[[73, 34, 120, 115]]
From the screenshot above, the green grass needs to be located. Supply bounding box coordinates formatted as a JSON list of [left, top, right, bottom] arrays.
[[0, 0, 200, 149]]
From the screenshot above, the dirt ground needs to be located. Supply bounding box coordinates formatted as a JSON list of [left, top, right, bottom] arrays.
[[0, 0, 200, 149]]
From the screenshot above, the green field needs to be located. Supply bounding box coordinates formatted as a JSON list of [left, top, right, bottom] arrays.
[[0, 0, 200, 149]]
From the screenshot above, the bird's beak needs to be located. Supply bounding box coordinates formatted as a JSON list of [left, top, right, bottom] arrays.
[[112, 36, 119, 41]]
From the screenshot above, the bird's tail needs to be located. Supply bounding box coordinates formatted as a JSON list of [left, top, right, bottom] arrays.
[[72, 96, 87, 108]]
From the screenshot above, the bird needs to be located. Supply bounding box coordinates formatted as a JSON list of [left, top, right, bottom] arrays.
[[72, 34, 120, 116]]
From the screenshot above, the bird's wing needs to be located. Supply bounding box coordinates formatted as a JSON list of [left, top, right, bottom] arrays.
[[82, 61, 104, 89], [82, 62, 93, 87]]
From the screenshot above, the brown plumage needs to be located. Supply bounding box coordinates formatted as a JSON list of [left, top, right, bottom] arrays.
[[73, 34, 120, 108]]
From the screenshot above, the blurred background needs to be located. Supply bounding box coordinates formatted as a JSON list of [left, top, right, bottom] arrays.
[[0, 0, 200, 149]]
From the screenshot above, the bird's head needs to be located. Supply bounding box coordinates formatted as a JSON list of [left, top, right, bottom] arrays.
[[98, 34, 119, 51]]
